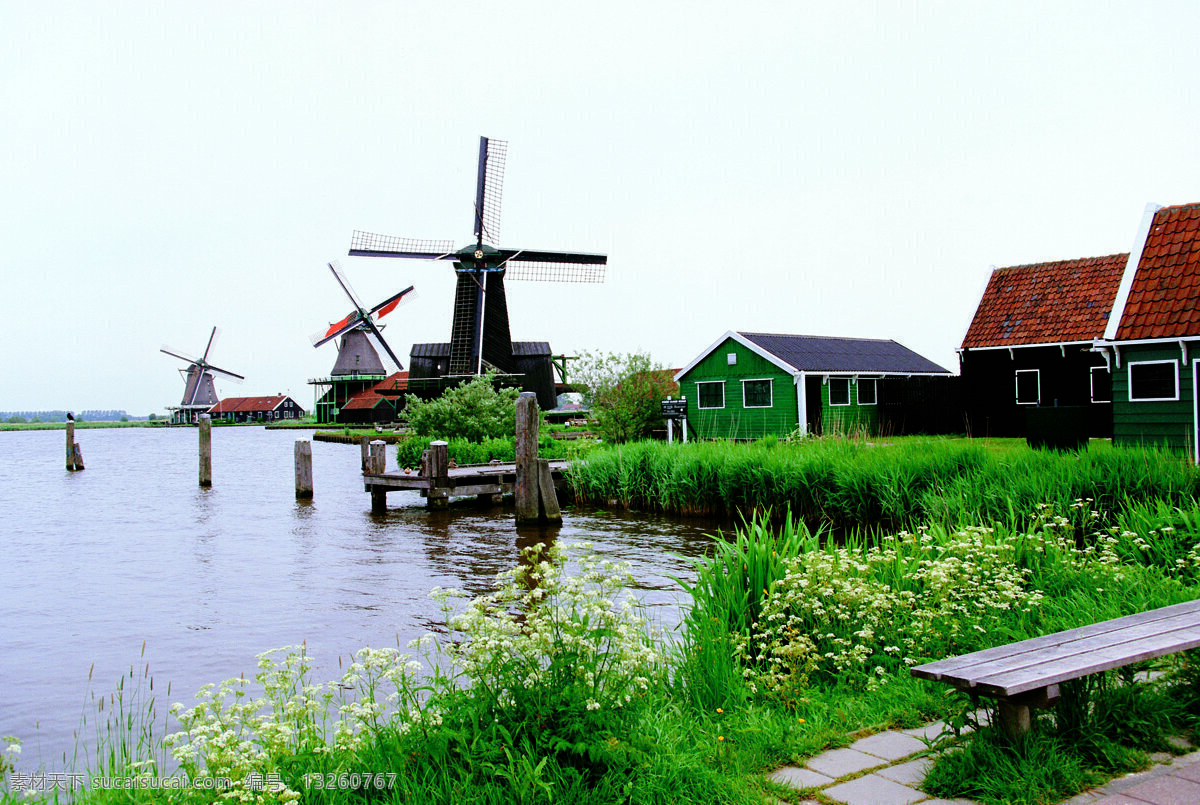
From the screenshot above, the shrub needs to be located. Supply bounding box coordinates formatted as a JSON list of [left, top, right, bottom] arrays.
[[402, 371, 520, 442], [573, 350, 677, 443]]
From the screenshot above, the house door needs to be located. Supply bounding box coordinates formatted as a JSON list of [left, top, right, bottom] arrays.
[[805, 376, 823, 436]]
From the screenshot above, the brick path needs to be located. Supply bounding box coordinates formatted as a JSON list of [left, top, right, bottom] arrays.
[[769, 722, 1200, 804]]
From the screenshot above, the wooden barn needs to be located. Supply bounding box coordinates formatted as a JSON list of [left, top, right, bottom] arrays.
[[406, 341, 557, 411], [673, 331, 952, 440], [959, 255, 1125, 438], [1094, 203, 1200, 458], [207, 395, 305, 423]]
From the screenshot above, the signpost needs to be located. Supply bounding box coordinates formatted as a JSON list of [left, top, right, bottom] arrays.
[[661, 397, 688, 444]]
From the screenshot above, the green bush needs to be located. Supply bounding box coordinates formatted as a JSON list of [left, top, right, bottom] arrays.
[[402, 371, 520, 442]]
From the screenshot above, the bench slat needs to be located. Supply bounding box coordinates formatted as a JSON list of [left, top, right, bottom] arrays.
[[932, 609, 1200, 690], [973, 625, 1200, 696], [911, 600, 1200, 683]]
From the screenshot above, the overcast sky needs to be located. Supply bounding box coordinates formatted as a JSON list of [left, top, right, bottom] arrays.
[[4, 2, 1199, 415]]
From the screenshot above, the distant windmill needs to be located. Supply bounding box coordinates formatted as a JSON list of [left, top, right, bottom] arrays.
[[307, 262, 415, 424], [160, 327, 244, 424], [311, 261, 415, 375], [348, 136, 606, 405]]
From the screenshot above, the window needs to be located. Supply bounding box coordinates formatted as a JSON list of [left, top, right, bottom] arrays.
[[1015, 369, 1040, 405], [742, 378, 773, 408], [828, 378, 850, 406], [857, 378, 878, 406], [1129, 360, 1179, 401], [697, 381, 724, 409], [1090, 366, 1111, 403], [727, 352, 737, 365]]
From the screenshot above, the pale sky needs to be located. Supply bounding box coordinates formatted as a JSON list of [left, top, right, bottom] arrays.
[[4, 2, 1199, 415]]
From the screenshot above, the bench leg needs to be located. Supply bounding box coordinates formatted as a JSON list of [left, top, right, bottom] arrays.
[[998, 701, 1031, 738]]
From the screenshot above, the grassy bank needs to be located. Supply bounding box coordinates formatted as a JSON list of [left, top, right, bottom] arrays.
[[567, 437, 1200, 529], [0, 420, 170, 432]]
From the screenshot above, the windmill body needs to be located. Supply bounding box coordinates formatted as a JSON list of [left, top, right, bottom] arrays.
[[349, 137, 606, 410], [160, 327, 244, 424], [306, 262, 414, 424]]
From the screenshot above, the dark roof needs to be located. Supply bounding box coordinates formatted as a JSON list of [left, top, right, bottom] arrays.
[[1116, 203, 1200, 340], [411, 342, 450, 358], [411, 341, 551, 358], [737, 332, 949, 374], [962, 254, 1127, 348], [512, 341, 552, 357], [207, 395, 292, 414]]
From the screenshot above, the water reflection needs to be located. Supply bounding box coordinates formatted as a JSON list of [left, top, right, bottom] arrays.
[[0, 427, 716, 768]]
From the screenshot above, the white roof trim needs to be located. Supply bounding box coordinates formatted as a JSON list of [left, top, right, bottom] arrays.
[[1095, 335, 1200, 348], [1104, 202, 1162, 341], [674, 331, 801, 382]]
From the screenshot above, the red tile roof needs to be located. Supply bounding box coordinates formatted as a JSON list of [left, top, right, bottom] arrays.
[[1115, 203, 1200, 340], [207, 395, 291, 414], [961, 254, 1127, 349], [342, 372, 408, 410]]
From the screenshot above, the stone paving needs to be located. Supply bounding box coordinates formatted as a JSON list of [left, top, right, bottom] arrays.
[[768, 722, 1200, 805]]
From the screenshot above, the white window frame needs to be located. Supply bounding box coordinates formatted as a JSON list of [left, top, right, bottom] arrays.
[[1090, 366, 1111, 404], [1128, 359, 1180, 402], [1015, 369, 1040, 405], [696, 381, 725, 410], [828, 377, 851, 407], [857, 378, 878, 406], [741, 378, 773, 409]]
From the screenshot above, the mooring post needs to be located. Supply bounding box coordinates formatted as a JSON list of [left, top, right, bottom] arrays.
[[65, 420, 82, 471], [368, 440, 387, 512], [537, 458, 563, 522], [198, 414, 212, 487], [515, 393, 539, 522], [426, 440, 449, 510], [360, 435, 371, 473], [295, 440, 313, 499]]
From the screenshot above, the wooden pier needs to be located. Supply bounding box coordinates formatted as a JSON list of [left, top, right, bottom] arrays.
[[363, 452, 569, 511]]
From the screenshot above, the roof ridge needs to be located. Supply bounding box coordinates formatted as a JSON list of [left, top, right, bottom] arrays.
[[738, 331, 896, 344], [995, 253, 1129, 272]]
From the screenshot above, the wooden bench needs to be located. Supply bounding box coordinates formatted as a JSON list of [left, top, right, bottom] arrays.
[[911, 599, 1200, 735]]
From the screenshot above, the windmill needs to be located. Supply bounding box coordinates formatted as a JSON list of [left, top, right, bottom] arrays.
[[161, 327, 244, 424], [348, 136, 606, 408], [308, 261, 415, 424]]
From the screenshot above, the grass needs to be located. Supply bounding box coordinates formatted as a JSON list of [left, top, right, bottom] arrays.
[[567, 436, 1200, 529]]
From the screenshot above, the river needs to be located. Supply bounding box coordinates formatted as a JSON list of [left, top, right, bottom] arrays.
[[0, 427, 716, 769]]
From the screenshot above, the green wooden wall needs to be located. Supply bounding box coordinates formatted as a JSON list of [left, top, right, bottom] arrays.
[[820, 378, 880, 435], [677, 338, 798, 439], [1112, 343, 1195, 453]]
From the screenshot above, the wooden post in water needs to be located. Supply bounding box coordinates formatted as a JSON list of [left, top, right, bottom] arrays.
[[360, 436, 371, 472], [198, 414, 212, 487], [65, 420, 84, 471], [295, 440, 313, 499], [426, 440, 449, 510], [368, 440, 387, 512], [515, 393, 561, 524]]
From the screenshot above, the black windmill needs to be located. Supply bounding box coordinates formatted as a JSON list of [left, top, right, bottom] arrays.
[[308, 261, 415, 424], [348, 137, 606, 409], [160, 327, 244, 424]]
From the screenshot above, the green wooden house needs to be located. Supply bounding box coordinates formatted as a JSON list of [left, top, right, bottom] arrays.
[[673, 331, 951, 439], [1094, 202, 1200, 459]]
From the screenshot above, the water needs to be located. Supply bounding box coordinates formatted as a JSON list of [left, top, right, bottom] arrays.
[[0, 427, 716, 768]]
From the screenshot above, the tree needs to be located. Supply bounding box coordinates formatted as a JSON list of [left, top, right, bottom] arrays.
[[403, 371, 521, 442], [147, 413, 157, 421], [572, 350, 678, 443]]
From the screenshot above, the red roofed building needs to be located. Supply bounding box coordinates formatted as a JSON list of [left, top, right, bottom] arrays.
[[337, 372, 409, 424], [207, 395, 305, 423], [959, 255, 1126, 437], [1097, 203, 1200, 458]]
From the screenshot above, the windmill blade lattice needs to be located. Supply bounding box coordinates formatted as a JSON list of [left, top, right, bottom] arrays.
[[474, 136, 507, 247]]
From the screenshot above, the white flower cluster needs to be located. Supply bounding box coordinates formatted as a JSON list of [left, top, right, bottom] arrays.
[[435, 542, 660, 716], [740, 524, 1040, 698]]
